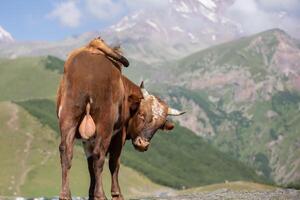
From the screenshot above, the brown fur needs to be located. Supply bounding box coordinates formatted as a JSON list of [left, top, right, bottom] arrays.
[[87, 37, 129, 67]]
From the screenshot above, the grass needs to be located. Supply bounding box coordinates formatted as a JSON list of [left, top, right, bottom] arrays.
[[0, 57, 62, 101], [16, 98, 267, 190], [0, 101, 166, 198], [122, 125, 265, 189], [178, 181, 277, 194]]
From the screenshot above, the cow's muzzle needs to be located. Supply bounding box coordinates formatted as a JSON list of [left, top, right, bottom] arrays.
[[133, 136, 150, 152]]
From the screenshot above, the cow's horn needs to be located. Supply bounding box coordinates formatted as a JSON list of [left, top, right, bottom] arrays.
[[140, 81, 144, 88], [141, 88, 150, 98], [168, 107, 185, 116]]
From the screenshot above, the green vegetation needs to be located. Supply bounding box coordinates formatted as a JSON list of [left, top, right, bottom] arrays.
[[16, 98, 266, 189], [159, 29, 300, 186], [43, 55, 64, 74], [0, 56, 62, 101], [15, 99, 59, 134], [0, 101, 166, 198], [179, 181, 277, 194], [123, 125, 264, 189], [286, 182, 300, 190], [173, 29, 282, 80]]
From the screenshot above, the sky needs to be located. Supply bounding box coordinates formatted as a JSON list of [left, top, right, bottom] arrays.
[[0, 0, 299, 41], [0, 0, 126, 41]]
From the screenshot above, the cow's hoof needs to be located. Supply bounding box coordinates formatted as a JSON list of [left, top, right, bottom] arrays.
[[59, 190, 71, 200], [112, 194, 124, 200], [94, 196, 108, 200], [59, 193, 71, 200]]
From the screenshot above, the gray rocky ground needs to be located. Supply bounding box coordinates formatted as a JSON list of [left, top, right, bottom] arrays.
[[133, 188, 300, 200], [1, 188, 299, 200]]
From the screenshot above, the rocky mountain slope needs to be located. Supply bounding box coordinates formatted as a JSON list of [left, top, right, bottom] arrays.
[[150, 29, 300, 186]]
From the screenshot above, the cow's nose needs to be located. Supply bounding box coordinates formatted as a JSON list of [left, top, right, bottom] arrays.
[[136, 137, 143, 145], [134, 137, 150, 151]]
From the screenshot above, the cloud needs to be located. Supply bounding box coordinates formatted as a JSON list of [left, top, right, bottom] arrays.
[[47, 1, 81, 28], [85, 0, 169, 20], [85, 0, 125, 20], [226, 0, 300, 38], [46, 0, 169, 29], [256, 0, 300, 13], [123, 0, 169, 10]]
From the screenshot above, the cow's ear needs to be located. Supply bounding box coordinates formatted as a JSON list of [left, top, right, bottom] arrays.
[[128, 94, 141, 115], [161, 120, 174, 131]]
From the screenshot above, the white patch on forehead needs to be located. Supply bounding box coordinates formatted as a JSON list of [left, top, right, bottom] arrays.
[[149, 95, 164, 120]]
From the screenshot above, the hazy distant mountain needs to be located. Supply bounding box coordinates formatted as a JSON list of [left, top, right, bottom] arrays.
[[102, 0, 241, 62], [0, 0, 241, 62], [0, 31, 98, 59], [0, 26, 14, 43]]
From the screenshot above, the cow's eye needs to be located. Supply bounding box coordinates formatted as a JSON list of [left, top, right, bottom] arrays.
[[149, 116, 153, 123]]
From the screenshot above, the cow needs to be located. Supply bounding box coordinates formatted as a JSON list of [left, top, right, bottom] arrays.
[[56, 40, 184, 200]]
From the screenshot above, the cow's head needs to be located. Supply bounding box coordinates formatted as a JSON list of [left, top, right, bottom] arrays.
[[127, 82, 185, 152]]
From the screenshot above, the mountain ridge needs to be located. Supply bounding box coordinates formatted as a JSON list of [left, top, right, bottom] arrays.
[[0, 0, 241, 62], [150, 28, 300, 186]]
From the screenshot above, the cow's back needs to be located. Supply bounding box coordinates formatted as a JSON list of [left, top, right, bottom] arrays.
[[61, 49, 124, 120]]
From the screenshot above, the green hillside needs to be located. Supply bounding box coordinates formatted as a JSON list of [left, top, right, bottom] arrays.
[[0, 56, 61, 101], [173, 29, 283, 76], [0, 101, 166, 198], [16, 97, 265, 190], [0, 54, 268, 197], [158, 29, 300, 186]]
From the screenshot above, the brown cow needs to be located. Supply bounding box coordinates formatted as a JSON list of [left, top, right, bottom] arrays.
[[56, 45, 184, 200]]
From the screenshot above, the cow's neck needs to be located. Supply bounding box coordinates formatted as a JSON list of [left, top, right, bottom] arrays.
[[121, 75, 143, 99], [121, 75, 143, 140]]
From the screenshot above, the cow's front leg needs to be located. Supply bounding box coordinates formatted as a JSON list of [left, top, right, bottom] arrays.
[[93, 124, 113, 200], [109, 131, 125, 200], [59, 119, 76, 200]]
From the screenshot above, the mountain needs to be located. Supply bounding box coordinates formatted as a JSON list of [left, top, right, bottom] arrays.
[[0, 32, 98, 59], [103, 0, 240, 62], [0, 0, 241, 62], [151, 29, 300, 186], [0, 56, 266, 197], [0, 26, 14, 43]]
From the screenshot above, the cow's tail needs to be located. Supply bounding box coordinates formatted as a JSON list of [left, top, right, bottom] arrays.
[[79, 98, 96, 140], [88, 38, 129, 67]]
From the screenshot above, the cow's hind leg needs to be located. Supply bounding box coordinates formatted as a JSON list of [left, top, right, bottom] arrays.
[[59, 116, 77, 200], [93, 117, 115, 200]]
